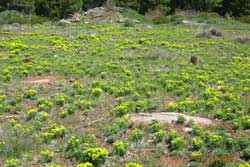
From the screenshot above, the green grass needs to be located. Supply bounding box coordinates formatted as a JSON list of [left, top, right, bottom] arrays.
[[0, 15, 250, 167]]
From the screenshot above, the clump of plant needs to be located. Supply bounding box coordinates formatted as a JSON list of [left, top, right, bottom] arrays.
[[64, 136, 82, 159], [105, 115, 133, 143], [55, 94, 67, 106], [153, 16, 171, 24], [5, 158, 20, 167], [40, 150, 55, 163], [25, 89, 37, 99], [112, 102, 131, 117], [191, 137, 204, 150], [149, 120, 162, 133], [176, 115, 186, 124], [76, 162, 94, 167], [153, 130, 166, 143], [42, 124, 66, 143], [37, 111, 49, 121], [26, 109, 38, 120], [91, 87, 103, 97], [130, 129, 144, 143], [124, 19, 135, 27], [113, 141, 129, 156], [79, 147, 109, 167], [37, 98, 53, 112], [125, 162, 142, 167], [167, 130, 185, 151], [241, 148, 250, 161], [209, 27, 223, 36]]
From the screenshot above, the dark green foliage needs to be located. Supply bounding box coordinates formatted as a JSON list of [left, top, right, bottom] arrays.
[[0, 0, 35, 14], [237, 16, 250, 24], [35, 0, 83, 19]]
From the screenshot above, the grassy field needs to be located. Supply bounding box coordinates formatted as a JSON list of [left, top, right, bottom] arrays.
[[0, 15, 250, 167]]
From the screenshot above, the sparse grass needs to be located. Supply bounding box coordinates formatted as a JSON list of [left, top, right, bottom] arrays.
[[0, 11, 250, 167]]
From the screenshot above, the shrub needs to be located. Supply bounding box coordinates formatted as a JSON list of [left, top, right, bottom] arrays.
[[112, 102, 131, 117], [192, 137, 204, 150], [209, 27, 223, 36], [194, 12, 220, 20], [170, 137, 185, 150], [5, 158, 20, 167], [0, 10, 48, 24], [149, 120, 162, 133], [239, 163, 250, 167], [55, 94, 66, 106], [130, 129, 144, 143], [35, 0, 83, 19], [42, 124, 66, 143], [113, 141, 129, 156], [26, 108, 38, 120], [76, 163, 94, 167], [64, 136, 81, 158], [0, 140, 5, 153], [80, 147, 109, 167], [91, 88, 103, 97], [153, 130, 166, 143], [40, 150, 55, 163], [125, 162, 142, 167], [241, 148, 250, 161], [237, 16, 250, 24], [124, 19, 135, 27], [177, 115, 186, 124], [37, 111, 49, 121], [153, 16, 170, 24], [25, 89, 37, 99], [37, 98, 53, 112]]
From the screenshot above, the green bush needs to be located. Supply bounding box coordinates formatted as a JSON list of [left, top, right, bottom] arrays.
[[194, 12, 220, 20], [0, 10, 48, 24], [192, 137, 204, 150], [80, 147, 109, 167], [5, 158, 20, 167], [40, 150, 55, 163], [130, 129, 144, 143], [237, 16, 250, 24], [153, 16, 171, 24], [35, 0, 83, 19], [125, 162, 142, 167], [113, 141, 129, 156], [241, 148, 250, 161], [149, 120, 162, 133], [177, 115, 186, 124], [153, 130, 166, 143], [76, 163, 94, 167]]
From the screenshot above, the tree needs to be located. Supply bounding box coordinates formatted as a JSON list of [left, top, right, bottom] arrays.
[[0, 0, 35, 14], [35, 0, 83, 18]]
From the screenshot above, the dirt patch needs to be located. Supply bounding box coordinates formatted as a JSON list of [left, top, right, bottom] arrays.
[[159, 156, 188, 167], [129, 112, 212, 126], [22, 75, 65, 88]]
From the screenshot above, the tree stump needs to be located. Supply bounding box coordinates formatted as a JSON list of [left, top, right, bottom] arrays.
[[191, 56, 199, 65]]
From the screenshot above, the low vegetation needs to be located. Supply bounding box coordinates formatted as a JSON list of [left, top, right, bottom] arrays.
[[0, 1, 250, 167]]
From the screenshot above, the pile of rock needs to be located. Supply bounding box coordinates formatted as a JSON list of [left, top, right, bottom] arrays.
[[60, 12, 82, 24]]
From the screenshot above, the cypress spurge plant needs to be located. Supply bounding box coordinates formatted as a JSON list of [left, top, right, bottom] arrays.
[[112, 140, 129, 156]]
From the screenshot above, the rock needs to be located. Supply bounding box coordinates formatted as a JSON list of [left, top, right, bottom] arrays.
[[191, 56, 199, 65], [183, 127, 193, 132], [117, 19, 124, 23], [60, 19, 71, 24], [134, 20, 140, 24], [129, 112, 212, 126]]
